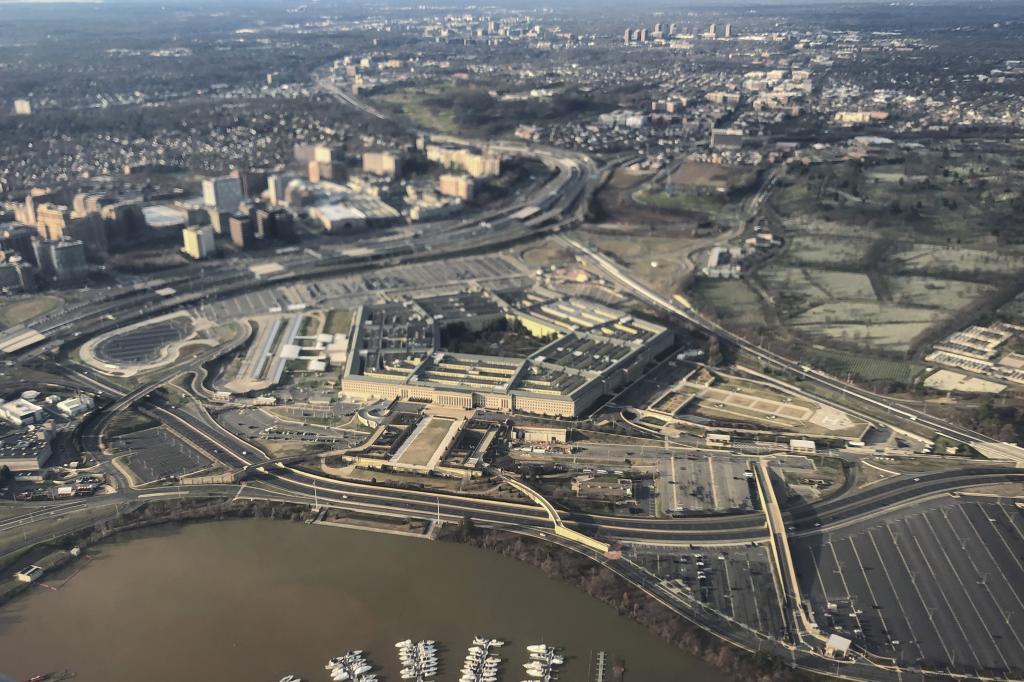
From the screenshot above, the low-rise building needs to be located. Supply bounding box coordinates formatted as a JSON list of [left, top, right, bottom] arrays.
[[514, 425, 568, 443], [0, 398, 44, 426], [0, 423, 53, 470], [706, 433, 732, 447], [789, 438, 817, 454], [341, 291, 673, 418], [309, 204, 367, 233], [14, 565, 45, 583], [56, 395, 95, 418]]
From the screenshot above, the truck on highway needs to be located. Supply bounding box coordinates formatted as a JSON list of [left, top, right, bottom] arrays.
[[56, 485, 75, 498]]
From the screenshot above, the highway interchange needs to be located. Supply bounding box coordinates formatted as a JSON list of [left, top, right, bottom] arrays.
[[3, 85, 1024, 682]]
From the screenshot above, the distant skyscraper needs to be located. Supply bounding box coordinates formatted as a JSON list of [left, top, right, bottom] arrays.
[[13, 99, 31, 116], [669, 23, 678, 36], [724, 23, 733, 38], [202, 176, 244, 212], [624, 27, 631, 45], [267, 174, 286, 206], [182, 224, 215, 260], [654, 23, 664, 38], [32, 238, 86, 282], [254, 207, 277, 241], [638, 28, 648, 42], [231, 169, 269, 198], [228, 214, 254, 249], [708, 23, 717, 38], [205, 208, 230, 235], [0, 223, 39, 265], [270, 208, 296, 242]]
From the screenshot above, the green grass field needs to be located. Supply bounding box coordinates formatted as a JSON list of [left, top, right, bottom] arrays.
[[374, 89, 460, 134], [0, 295, 61, 329], [323, 309, 353, 336], [800, 346, 925, 385], [634, 189, 728, 215], [692, 279, 769, 329]]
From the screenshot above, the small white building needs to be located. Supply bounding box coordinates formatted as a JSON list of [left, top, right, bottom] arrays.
[[57, 395, 95, 418], [514, 425, 568, 444], [14, 565, 45, 583], [825, 633, 852, 658], [0, 398, 44, 426], [789, 438, 817, 454], [310, 203, 367, 233], [706, 433, 732, 447]]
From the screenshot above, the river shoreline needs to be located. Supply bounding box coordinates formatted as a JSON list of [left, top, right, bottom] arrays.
[[0, 498, 807, 681]]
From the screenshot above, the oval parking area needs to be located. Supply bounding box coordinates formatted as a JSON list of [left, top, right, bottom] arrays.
[[94, 317, 194, 365]]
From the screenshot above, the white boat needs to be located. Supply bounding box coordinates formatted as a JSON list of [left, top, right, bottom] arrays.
[[396, 639, 413, 648], [489, 640, 505, 647], [330, 672, 349, 682], [527, 645, 548, 654], [279, 676, 303, 682]]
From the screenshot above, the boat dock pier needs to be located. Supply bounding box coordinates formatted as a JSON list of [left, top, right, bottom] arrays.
[[594, 651, 607, 682]]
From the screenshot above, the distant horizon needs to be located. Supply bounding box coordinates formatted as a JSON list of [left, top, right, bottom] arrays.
[[1, 0, 1019, 6]]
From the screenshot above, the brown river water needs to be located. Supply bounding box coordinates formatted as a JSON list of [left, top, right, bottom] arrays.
[[0, 519, 730, 682]]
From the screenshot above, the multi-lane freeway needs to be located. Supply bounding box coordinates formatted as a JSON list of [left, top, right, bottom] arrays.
[[561, 235, 1018, 454], [3, 75, 1021, 682]]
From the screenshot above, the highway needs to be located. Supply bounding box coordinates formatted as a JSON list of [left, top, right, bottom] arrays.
[[54, 355, 1024, 546], [2, 72, 1018, 682], [560, 235, 1011, 452]]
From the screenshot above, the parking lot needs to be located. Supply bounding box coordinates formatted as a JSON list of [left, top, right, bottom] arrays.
[[217, 407, 370, 450], [794, 497, 1024, 677], [658, 452, 755, 515], [112, 426, 214, 484], [628, 543, 787, 639], [94, 316, 193, 365]]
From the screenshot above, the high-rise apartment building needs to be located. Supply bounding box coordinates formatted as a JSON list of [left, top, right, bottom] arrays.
[[32, 238, 87, 283], [228, 213, 255, 249], [202, 176, 245, 212], [182, 224, 215, 260]]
